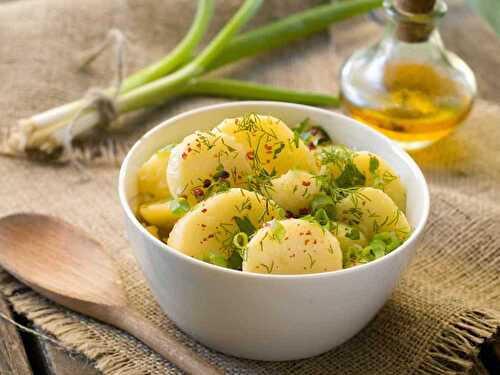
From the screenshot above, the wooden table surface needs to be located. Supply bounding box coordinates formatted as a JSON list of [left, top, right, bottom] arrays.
[[1, 1, 499, 374]]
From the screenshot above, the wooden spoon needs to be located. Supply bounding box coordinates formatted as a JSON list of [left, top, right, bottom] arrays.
[[0, 213, 221, 375]]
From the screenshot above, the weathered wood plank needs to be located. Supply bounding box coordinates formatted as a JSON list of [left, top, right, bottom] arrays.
[[0, 295, 33, 375], [31, 338, 102, 375]]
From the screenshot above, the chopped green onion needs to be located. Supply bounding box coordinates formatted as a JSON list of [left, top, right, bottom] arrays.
[[346, 227, 361, 240], [204, 251, 228, 268], [372, 231, 405, 252], [169, 198, 190, 215], [367, 239, 386, 259], [233, 232, 249, 249], [269, 219, 286, 241]]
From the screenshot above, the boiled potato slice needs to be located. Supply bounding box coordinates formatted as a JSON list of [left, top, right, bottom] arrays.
[[137, 145, 173, 201], [268, 170, 320, 215], [243, 218, 342, 275], [350, 151, 406, 211], [140, 198, 189, 232], [330, 222, 368, 251], [336, 187, 411, 240], [168, 188, 280, 260], [216, 115, 318, 176], [318, 147, 406, 211], [167, 131, 252, 204]]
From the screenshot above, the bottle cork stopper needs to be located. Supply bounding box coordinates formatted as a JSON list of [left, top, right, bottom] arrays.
[[395, 0, 436, 14], [394, 0, 437, 43]]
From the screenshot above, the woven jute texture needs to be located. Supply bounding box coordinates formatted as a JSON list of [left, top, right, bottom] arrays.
[[0, 0, 499, 374]]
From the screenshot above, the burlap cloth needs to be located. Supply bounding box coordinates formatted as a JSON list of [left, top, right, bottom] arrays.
[[0, 0, 499, 374]]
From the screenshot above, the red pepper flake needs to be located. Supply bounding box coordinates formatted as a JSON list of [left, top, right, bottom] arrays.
[[264, 143, 273, 151], [187, 147, 192, 152], [302, 180, 311, 187], [201, 224, 207, 228], [208, 234, 214, 239], [192, 187, 204, 198], [181, 152, 188, 160], [246, 150, 255, 160], [284, 237, 289, 241], [305, 239, 310, 245], [313, 239, 317, 245], [305, 230, 312, 236], [201, 208, 208, 213], [307, 142, 316, 150], [299, 232, 304, 236]]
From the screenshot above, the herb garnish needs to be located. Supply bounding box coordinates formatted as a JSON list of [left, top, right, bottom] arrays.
[[168, 198, 190, 216], [268, 219, 286, 241], [342, 231, 408, 268], [234, 216, 256, 236]]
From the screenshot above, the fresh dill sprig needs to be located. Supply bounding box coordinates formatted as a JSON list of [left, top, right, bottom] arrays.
[[317, 145, 366, 188]]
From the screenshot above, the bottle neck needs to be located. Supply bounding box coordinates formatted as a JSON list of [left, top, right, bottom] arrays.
[[384, 0, 447, 43]]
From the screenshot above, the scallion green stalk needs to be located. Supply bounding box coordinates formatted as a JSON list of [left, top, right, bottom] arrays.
[[117, 0, 263, 113], [120, 0, 214, 93], [208, 0, 383, 71], [182, 78, 339, 107]]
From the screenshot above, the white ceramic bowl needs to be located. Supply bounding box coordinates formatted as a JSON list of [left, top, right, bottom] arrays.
[[119, 101, 430, 361]]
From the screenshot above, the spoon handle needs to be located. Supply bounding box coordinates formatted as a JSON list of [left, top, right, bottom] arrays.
[[111, 307, 222, 375]]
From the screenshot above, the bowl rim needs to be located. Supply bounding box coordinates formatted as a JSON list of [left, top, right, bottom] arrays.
[[118, 101, 430, 280]]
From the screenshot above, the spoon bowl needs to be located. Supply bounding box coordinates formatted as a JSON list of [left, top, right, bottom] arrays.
[[0, 213, 220, 375], [0, 213, 126, 308]]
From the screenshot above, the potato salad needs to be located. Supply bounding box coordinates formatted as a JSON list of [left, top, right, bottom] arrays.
[[136, 114, 411, 275]]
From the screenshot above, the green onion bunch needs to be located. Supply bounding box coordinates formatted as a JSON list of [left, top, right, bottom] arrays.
[[6, 0, 382, 157]]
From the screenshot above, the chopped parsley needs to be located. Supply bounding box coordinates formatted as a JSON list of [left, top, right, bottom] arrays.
[[369, 155, 379, 174]]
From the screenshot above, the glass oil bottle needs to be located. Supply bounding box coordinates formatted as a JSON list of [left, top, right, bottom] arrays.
[[340, 0, 476, 150]]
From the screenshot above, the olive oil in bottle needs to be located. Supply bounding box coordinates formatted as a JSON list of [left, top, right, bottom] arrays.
[[340, 0, 476, 150]]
